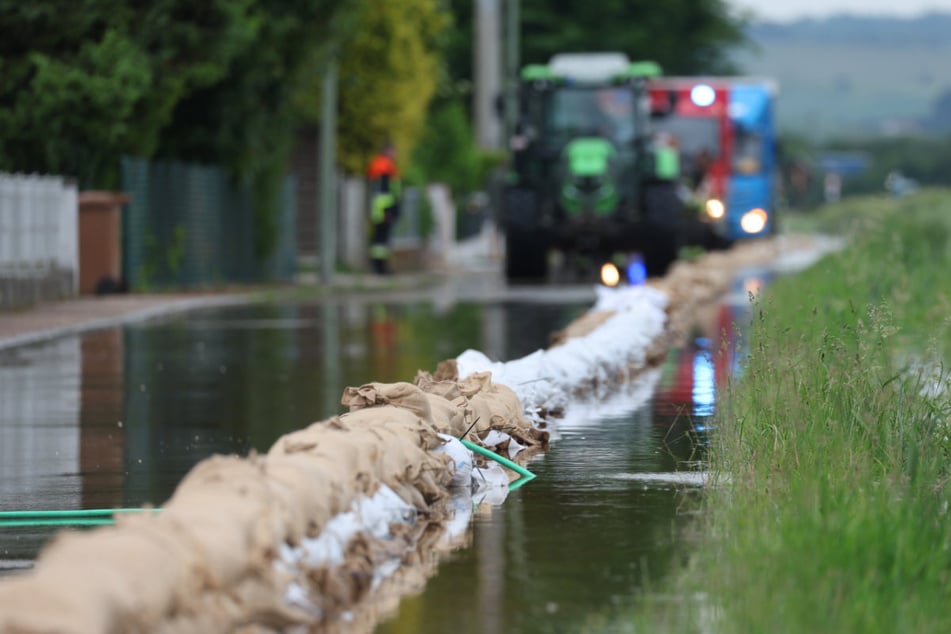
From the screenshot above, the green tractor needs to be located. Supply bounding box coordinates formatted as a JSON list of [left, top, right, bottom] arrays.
[[503, 53, 691, 282]]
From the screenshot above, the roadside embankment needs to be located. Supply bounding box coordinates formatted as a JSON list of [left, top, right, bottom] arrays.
[[648, 191, 951, 632], [0, 233, 826, 632]]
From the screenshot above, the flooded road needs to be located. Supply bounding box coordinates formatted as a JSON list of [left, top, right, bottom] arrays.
[[0, 269, 758, 628], [0, 289, 593, 564]]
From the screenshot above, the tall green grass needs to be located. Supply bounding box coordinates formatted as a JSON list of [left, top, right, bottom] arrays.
[[644, 190, 951, 633]]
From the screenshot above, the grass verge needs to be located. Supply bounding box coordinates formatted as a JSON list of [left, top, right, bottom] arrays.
[[640, 189, 951, 632]]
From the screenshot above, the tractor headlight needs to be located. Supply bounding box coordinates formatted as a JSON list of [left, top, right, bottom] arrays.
[[705, 198, 725, 220], [600, 262, 621, 287], [740, 208, 768, 234]]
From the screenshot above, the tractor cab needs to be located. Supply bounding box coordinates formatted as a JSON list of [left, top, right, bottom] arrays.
[[504, 54, 662, 279]]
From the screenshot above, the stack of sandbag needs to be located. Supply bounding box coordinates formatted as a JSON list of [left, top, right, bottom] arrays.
[[550, 238, 781, 353], [457, 238, 787, 427], [454, 283, 669, 420], [0, 373, 539, 633], [648, 238, 779, 344]]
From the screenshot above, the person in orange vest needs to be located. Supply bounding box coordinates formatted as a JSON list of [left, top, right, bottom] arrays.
[[366, 143, 401, 274]]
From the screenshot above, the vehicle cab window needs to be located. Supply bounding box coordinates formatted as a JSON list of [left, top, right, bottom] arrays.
[[733, 127, 763, 174]]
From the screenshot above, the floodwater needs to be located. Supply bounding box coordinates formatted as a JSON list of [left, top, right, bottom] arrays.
[[375, 340, 719, 634], [0, 271, 760, 629]]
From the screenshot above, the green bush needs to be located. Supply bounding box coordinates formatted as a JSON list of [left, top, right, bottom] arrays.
[[410, 97, 483, 193]]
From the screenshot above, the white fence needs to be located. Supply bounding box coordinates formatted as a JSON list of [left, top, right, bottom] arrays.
[[0, 173, 78, 309]]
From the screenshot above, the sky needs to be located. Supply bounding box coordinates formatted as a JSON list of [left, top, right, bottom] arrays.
[[728, 0, 951, 22]]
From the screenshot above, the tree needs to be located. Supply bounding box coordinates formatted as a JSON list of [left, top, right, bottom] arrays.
[[0, 0, 363, 259], [412, 99, 481, 193], [335, 0, 450, 175], [520, 0, 747, 74], [441, 0, 748, 91], [156, 0, 351, 171], [153, 0, 354, 255], [0, 0, 261, 186]]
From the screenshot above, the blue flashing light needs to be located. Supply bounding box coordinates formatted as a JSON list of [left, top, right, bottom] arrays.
[[626, 256, 647, 286]]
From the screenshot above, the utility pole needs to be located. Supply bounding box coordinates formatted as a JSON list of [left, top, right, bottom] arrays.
[[475, 0, 503, 150], [318, 57, 338, 284], [503, 0, 520, 144]]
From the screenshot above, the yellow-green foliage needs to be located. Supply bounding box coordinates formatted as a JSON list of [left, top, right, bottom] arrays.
[[337, 0, 449, 175]]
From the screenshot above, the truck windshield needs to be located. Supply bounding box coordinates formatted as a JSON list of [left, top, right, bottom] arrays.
[[733, 128, 763, 174], [651, 115, 720, 183], [650, 116, 720, 160], [547, 87, 636, 147]]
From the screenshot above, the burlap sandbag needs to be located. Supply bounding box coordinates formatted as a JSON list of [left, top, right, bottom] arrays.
[[549, 309, 616, 346], [0, 523, 189, 633], [414, 372, 468, 437], [432, 358, 459, 381], [154, 564, 309, 634], [334, 407, 452, 502], [414, 370, 462, 401], [459, 371, 547, 447], [341, 381, 434, 426], [263, 452, 354, 539], [159, 455, 290, 586], [269, 419, 384, 497], [0, 373, 540, 633]]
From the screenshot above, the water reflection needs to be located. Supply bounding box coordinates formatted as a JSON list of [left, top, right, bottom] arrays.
[[715, 266, 774, 385], [377, 367, 708, 634], [80, 330, 126, 510], [0, 279, 754, 625], [0, 297, 588, 565], [0, 339, 83, 563], [0, 339, 82, 510], [376, 277, 763, 633]]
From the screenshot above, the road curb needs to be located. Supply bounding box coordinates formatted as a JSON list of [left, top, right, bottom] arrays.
[[0, 294, 256, 352]]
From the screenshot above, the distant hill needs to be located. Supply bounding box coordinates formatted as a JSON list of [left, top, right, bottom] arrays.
[[734, 13, 951, 139], [749, 12, 951, 46]]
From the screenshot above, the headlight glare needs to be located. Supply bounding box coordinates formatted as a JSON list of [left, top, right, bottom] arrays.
[[705, 198, 725, 219], [740, 208, 768, 234], [600, 262, 621, 287]]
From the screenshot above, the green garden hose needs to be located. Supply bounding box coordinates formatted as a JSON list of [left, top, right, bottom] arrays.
[[0, 508, 159, 527], [460, 438, 536, 490], [0, 440, 538, 527]]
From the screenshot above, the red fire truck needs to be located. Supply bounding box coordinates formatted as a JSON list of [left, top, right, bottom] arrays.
[[648, 77, 778, 241]]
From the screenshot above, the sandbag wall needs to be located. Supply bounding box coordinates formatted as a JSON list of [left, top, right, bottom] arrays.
[[453, 240, 784, 419], [0, 374, 543, 633]]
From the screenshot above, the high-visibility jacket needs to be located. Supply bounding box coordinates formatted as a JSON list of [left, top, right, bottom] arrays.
[[654, 145, 680, 181], [366, 153, 401, 224]]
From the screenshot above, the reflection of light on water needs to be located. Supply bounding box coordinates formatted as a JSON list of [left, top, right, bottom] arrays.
[[692, 349, 716, 417], [609, 471, 708, 487], [743, 276, 765, 298], [555, 368, 662, 436]]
